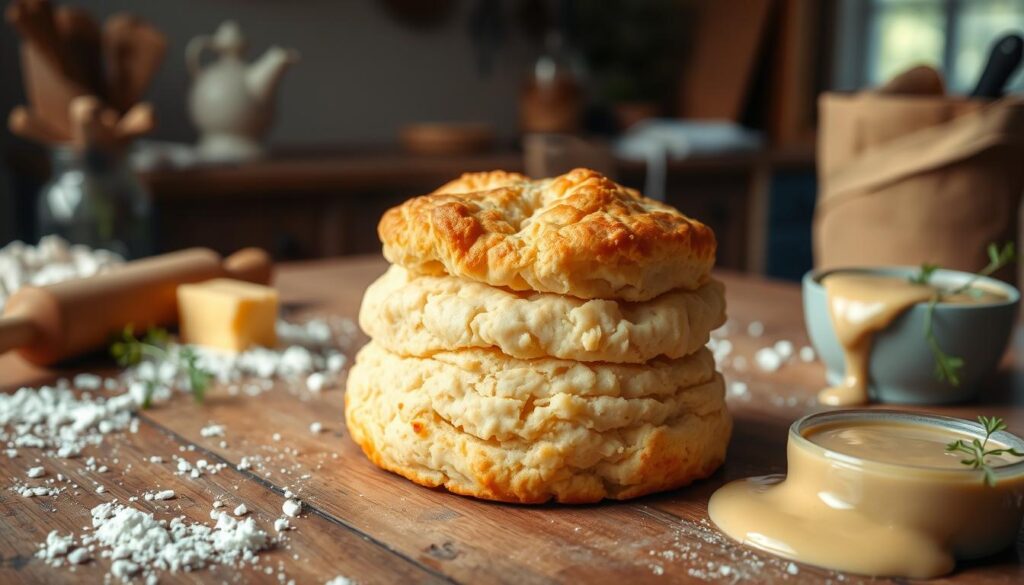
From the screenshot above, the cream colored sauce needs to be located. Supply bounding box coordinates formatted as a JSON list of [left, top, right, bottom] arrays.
[[808, 420, 1019, 469], [819, 273, 1003, 406], [709, 420, 1024, 578]]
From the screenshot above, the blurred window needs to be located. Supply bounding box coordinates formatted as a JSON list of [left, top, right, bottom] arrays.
[[863, 0, 1024, 93]]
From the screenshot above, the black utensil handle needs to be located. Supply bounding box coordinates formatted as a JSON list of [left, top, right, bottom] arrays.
[[971, 33, 1023, 98]]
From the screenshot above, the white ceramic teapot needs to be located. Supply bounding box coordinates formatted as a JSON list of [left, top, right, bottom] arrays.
[[187, 21, 298, 161]]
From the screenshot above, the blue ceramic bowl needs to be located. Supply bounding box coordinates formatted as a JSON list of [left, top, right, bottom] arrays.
[[802, 267, 1019, 405]]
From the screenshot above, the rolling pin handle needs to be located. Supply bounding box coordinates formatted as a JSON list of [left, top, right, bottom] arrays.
[[223, 247, 273, 285], [0, 314, 40, 356]]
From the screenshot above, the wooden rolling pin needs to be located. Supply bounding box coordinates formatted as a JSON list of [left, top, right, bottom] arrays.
[[0, 247, 272, 366]]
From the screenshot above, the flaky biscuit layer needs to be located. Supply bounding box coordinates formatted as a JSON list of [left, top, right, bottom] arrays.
[[360, 265, 726, 363], [378, 168, 717, 301], [345, 342, 731, 503]]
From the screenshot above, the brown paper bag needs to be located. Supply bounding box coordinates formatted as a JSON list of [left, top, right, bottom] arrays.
[[814, 94, 1024, 282]]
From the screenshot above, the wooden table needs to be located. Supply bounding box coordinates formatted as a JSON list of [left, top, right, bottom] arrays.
[[1, 257, 1021, 584]]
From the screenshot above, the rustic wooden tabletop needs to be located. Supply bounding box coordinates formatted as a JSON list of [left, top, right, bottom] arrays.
[[1, 256, 1022, 584]]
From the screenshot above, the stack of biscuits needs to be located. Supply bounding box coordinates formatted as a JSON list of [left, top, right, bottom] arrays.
[[346, 168, 731, 503]]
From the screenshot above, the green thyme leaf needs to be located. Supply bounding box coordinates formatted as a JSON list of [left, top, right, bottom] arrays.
[[951, 242, 1016, 295], [921, 241, 1016, 383], [179, 347, 212, 404], [909, 263, 939, 285], [945, 415, 1024, 486], [923, 295, 962, 386], [109, 327, 212, 409]]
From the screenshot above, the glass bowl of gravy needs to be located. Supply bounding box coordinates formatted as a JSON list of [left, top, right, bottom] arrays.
[[803, 267, 1019, 406], [709, 410, 1024, 579]]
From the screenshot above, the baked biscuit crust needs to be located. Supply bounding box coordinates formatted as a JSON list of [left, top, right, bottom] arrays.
[[345, 342, 731, 503], [378, 168, 717, 301], [360, 264, 726, 363]]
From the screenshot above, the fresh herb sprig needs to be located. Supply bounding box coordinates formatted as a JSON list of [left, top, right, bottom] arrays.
[[945, 416, 1024, 486], [951, 242, 1016, 295], [911, 242, 1016, 385], [922, 295, 964, 385], [908, 263, 939, 285], [110, 326, 211, 408]]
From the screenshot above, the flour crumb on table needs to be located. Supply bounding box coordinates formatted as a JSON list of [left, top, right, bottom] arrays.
[[747, 321, 765, 337], [200, 423, 226, 437], [282, 498, 302, 517], [755, 347, 784, 372]]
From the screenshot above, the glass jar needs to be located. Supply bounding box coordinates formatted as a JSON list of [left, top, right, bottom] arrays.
[[520, 31, 584, 134], [37, 147, 154, 259]]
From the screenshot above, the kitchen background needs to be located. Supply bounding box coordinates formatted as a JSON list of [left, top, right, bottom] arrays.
[[1, 0, 1022, 281]]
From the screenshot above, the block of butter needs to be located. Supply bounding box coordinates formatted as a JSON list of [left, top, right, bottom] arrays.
[[177, 278, 278, 351]]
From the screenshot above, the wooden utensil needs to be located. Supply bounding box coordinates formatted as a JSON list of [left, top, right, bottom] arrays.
[[103, 13, 167, 112], [114, 102, 155, 141], [6, 0, 71, 77], [6, 0, 88, 135], [8, 105, 67, 144], [0, 247, 273, 367], [54, 5, 104, 97], [68, 94, 105, 150]]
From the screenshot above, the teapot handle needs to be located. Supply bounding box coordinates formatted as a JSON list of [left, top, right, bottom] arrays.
[[186, 35, 213, 77]]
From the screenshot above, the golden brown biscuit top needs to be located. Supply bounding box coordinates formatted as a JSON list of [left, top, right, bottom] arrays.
[[378, 168, 716, 300]]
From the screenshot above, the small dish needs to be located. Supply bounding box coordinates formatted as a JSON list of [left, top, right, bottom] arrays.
[[803, 266, 1019, 404]]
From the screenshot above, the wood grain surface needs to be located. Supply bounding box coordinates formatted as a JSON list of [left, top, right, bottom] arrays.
[[1, 255, 1022, 584]]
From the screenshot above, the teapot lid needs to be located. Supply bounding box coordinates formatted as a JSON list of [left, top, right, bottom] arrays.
[[211, 21, 247, 54]]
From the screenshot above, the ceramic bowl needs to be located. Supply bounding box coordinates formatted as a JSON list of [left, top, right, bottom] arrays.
[[802, 267, 1019, 404]]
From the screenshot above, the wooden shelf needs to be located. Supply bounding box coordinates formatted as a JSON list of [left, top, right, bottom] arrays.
[[141, 148, 525, 200]]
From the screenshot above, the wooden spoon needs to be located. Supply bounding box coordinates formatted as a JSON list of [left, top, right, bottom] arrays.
[[8, 105, 67, 144], [103, 13, 167, 111], [54, 5, 104, 97]]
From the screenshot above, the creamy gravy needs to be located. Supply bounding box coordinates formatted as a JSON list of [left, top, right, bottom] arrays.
[[709, 417, 1024, 579], [808, 420, 1019, 469], [819, 273, 1004, 406]]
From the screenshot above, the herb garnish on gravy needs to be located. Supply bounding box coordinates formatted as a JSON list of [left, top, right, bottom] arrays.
[[911, 243, 1016, 386], [946, 415, 1024, 486]]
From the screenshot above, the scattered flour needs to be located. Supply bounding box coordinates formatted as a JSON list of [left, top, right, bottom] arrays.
[[754, 347, 784, 372], [46, 502, 273, 581], [0, 384, 140, 458], [755, 340, 817, 373], [200, 424, 226, 438], [0, 235, 124, 313], [746, 321, 765, 338], [799, 345, 816, 363], [282, 499, 302, 518]]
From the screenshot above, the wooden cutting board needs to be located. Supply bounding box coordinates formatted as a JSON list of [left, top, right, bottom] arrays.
[[0, 255, 1021, 584]]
